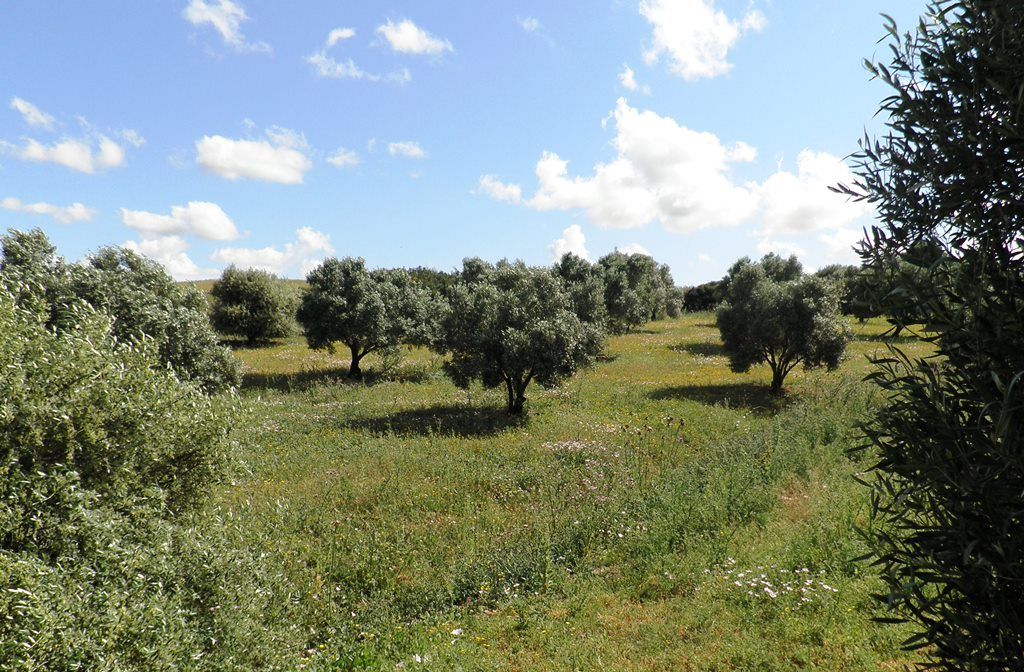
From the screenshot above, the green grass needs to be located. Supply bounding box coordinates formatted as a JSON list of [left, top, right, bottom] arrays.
[[212, 314, 931, 670]]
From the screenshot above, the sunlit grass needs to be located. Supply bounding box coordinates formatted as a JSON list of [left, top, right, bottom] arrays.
[[213, 314, 930, 670]]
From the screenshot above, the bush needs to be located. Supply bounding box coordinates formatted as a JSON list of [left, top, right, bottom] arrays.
[[210, 265, 295, 345], [0, 287, 297, 670], [839, 3, 1024, 668], [0, 230, 240, 393]]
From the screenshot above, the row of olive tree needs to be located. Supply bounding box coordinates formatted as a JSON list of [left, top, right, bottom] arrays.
[[292, 256, 607, 414]]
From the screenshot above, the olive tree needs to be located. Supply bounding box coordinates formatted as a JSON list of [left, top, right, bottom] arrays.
[[553, 252, 607, 327], [836, 3, 1024, 667], [0, 230, 240, 393], [435, 262, 604, 415], [297, 257, 436, 379], [210, 265, 295, 345], [716, 256, 850, 394]]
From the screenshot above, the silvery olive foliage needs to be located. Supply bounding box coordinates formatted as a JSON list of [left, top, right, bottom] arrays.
[[0, 229, 240, 393], [716, 256, 850, 394], [297, 257, 439, 379], [211, 265, 296, 345], [836, 2, 1024, 667], [553, 252, 608, 327], [0, 287, 295, 670], [435, 261, 605, 414]]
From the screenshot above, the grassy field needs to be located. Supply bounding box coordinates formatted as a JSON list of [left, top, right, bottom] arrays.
[[213, 314, 931, 670]]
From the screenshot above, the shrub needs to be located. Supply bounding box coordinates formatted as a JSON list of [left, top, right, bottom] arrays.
[[210, 265, 295, 345], [0, 230, 240, 393], [0, 287, 296, 670], [838, 2, 1024, 667], [716, 256, 850, 394]]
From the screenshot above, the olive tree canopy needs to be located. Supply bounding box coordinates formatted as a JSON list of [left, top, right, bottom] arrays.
[[716, 256, 850, 394], [435, 262, 604, 414], [297, 257, 437, 379]]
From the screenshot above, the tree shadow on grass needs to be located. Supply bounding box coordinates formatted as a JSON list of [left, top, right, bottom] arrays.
[[669, 342, 726, 357], [241, 366, 434, 392], [648, 382, 789, 415], [854, 331, 923, 345], [345, 404, 526, 438]]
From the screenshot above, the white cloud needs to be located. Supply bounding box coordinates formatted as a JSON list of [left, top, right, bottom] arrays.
[[480, 99, 871, 253], [326, 27, 357, 48], [196, 127, 312, 184], [183, 0, 270, 53], [120, 201, 241, 241], [376, 19, 453, 56], [755, 150, 871, 235], [518, 17, 541, 32], [697, 253, 713, 264], [119, 129, 146, 148], [756, 238, 807, 259], [476, 175, 523, 203], [1, 197, 95, 224], [124, 235, 213, 281], [388, 141, 426, 159], [10, 97, 55, 130], [819, 227, 864, 264], [549, 224, 589, 261], [9, 135, 127, 174], [618, 64, 650, 94], [639, 0, 766, 81], [211, 227, 334, 276], [326, 148, 360, 168], [482, 99, 758, 232], [618, 243, 651, 256], [306, 51, 411, 84]]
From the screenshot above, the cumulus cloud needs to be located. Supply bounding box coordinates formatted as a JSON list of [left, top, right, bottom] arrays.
[[326, 148, 360, 168], [1, 197, 95, 224], [549, 224, 589, 261], [124, 235, 212, 281], [756, 238, 807, 260], [8, 135, 127, 174], [10, 97, 55, 130], [183, 0, 270, 53], [376, 19, 453, 56], [307, 29, 412, 84], [479, 99, 871, 254], [120, 201, 241, 241], [755, 150, 872, 235], [640, 0, 766, 81], [196, 127, 312, 184], [476, 175, 523, 203], [618, 64, 650, 94], [211, 227, 334, 276], [325, 27, 357, 48], [618, 243, 651, 256], [388, 141, 426, 159]]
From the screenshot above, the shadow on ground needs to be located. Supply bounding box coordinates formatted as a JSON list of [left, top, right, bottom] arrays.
[[670, 342, 726, 357], [648, 382, 788, 414], [854, 331, 924, 344], [242, 366, 434, 392], [344, 404, 526, 438]]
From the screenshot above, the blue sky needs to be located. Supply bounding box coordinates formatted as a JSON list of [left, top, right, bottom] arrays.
[[0, 1, 924, 285]]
